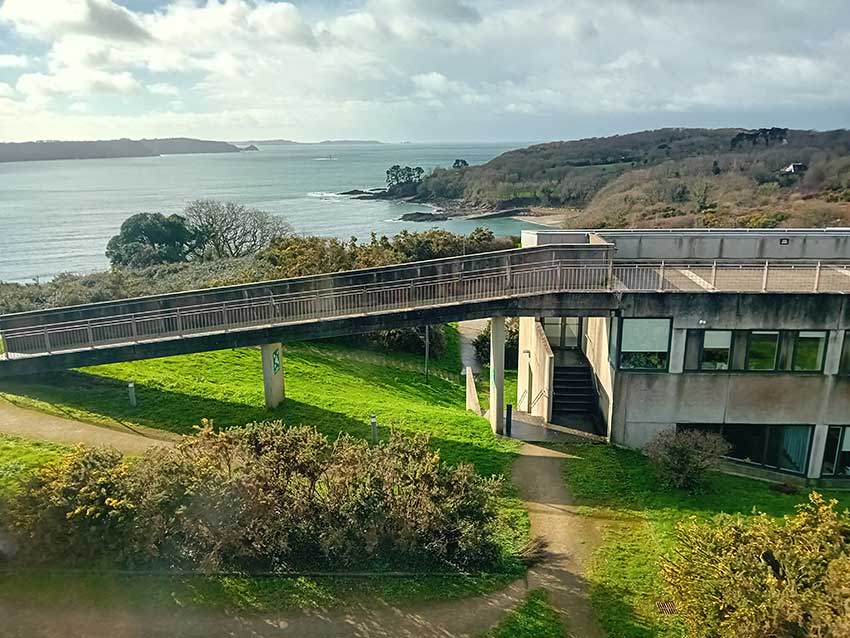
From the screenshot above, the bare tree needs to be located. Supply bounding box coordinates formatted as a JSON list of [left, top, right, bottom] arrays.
[[183, 200, 290, 260]]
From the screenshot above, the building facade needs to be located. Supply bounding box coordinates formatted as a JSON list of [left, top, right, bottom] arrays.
[[516, 228, 850, 485]]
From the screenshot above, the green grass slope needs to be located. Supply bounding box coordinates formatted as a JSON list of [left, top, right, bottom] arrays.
[[0, 339, 513, 477]]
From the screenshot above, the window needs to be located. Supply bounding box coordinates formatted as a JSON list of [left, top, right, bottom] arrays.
[[701, 330, 732, 370], [619, 318, 671, 370], [792, 331, 827, 371], [746, 331, 779, 371], [841, 332, 850, 373], [681, 423, 813, 476], [823, 427, 850, 477], [764, 425, 811, 474]]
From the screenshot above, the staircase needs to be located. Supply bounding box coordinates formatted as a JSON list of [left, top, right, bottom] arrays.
[[551, 361, 604, 435]]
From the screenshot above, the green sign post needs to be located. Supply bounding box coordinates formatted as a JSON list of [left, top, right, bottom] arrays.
[[272, 348, 281, 375]]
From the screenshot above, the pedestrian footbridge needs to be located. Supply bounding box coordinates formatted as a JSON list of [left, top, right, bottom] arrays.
[[2, 234, 849, 432]]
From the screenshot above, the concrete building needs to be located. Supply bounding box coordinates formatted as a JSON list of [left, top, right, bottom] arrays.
[[517, 228, 850, 486]]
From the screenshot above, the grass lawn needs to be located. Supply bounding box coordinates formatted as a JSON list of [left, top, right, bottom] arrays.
[[0, 338, 515, 477], [559, 443, 850, 638], [0, 434, 65, 496], [0, 338, 528, 613], [482, 589, 567, 638]]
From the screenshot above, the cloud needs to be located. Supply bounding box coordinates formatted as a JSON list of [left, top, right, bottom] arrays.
[[0, 0, 150, 41], [0, 0, 848, 142], [0, 54, 29, 69], [148, 82, 180, 96], [17, 68, 142, 100], [0, 82, 16, 98]]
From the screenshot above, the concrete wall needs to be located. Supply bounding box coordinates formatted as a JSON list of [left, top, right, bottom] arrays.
[[606, 292, 850, 480], [516, 317, 554, 421], [466, 367, 483, 416], [583, 315, 615, 440], [524, 228, 850, 261]]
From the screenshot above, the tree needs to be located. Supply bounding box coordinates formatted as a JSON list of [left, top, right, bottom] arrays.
[[385, 165, 425, 194], [452, 159, 469, 169], [183, 199, 290, 260], [105, 212, 198, 268]]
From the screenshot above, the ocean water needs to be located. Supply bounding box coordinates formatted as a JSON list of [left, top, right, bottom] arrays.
[[0, 142, 539, 282]]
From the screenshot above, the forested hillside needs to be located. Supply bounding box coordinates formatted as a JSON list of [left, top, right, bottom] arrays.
[[420, 128, 850, 228]]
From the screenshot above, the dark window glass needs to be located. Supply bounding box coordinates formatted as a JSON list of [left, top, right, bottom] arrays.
[[701, 330, 732, 370], [765, 426, 811, 474], [822, 426, 850, 478], [723, 424, 766, 465], [747, 331, 779, 371], [841, 333, 850, 373], [823, 427, 842, 476], [619, 318, 670, 370], [792, 331, 827, 371]]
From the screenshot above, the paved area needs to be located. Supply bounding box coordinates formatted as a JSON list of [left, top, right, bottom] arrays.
[[0, 406, 602, 637], [457, 318, 488, 374], [514, 443, 605, 638], [508, 412, 592, 443], [0, 396, 176, 453]]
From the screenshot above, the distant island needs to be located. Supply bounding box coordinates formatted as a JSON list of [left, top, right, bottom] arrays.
[[234, 139, 383, 146], [0, 138, 243, 163]]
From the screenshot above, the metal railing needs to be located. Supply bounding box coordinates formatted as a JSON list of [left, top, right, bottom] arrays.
[[2, 253, 850, 360]]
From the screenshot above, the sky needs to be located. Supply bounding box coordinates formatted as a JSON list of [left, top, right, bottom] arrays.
[[0, 0, 849, 143]]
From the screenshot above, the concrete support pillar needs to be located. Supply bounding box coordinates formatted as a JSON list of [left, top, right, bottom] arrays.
[[261, 343, 285, 409], [490, 316, 505, 435], [669, 328, 687, 374]]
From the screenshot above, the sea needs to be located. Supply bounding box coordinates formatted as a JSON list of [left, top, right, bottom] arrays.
[[0, 142, 541, 283]]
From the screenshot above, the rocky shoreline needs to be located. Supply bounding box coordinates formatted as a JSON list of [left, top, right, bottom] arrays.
[[337, 187, 563, 227]]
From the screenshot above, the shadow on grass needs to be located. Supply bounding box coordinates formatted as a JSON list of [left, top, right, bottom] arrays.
[[0, 369, 517, 477]]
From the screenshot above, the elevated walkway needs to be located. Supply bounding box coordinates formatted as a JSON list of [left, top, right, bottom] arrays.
[[2, 240, 850, 377]]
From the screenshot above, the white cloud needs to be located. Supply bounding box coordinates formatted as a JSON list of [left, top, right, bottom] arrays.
[[0, 0, 848, 141], [17, 68, 142, 101], [148, 82, 180, 96], [0, 0, 150, 41], [0, 82, 16, 98], [0, 54, 29, 69]]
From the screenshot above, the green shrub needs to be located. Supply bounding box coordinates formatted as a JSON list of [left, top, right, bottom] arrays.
[[644, 430, 731, 492], [366, 325, 446, 358], [4, 423, 504, 572], [8, 446, 136, 566], [663, 492, 850, 638], [473, 318, 519, 367]]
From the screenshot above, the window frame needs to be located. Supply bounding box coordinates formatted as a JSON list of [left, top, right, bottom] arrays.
[[790, 330, 828, 373], [744, 330, 780, 372], [821, 426, 850, 479], [617, 317, 673, 372], [679, 423, 814, 477], [698, 329, 735, 372], [840, 331, 850, 375]]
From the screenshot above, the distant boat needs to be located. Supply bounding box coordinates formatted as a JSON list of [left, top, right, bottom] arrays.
[[315, 155, 338, 161]]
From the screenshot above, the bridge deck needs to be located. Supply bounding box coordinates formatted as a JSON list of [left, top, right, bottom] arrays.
[[1, 243, 849, 370]]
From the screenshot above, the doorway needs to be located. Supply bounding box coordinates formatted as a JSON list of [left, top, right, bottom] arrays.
[[542, 317, 582, 350]]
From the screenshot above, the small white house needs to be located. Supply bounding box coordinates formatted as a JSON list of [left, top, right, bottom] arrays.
[[782, 163, 808, 174]]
